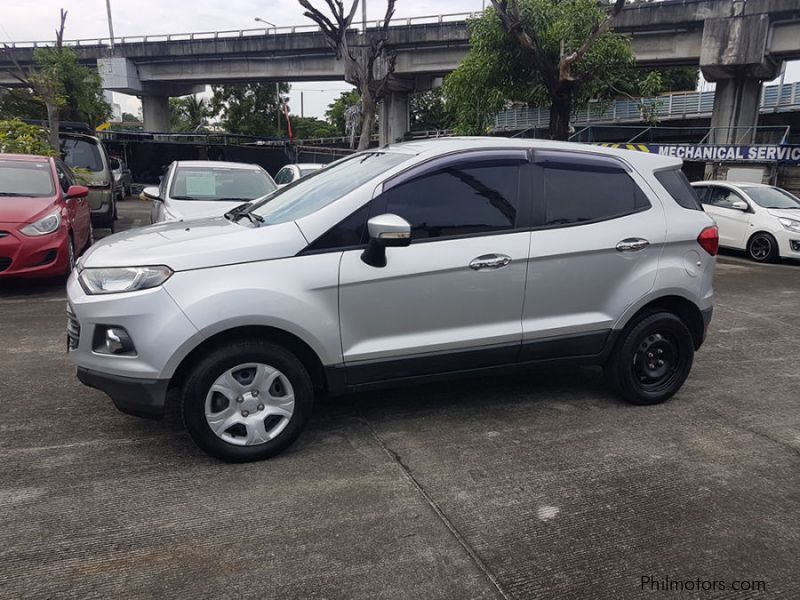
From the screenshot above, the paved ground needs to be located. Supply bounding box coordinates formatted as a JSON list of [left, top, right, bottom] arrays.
[[1, 199, 798, 599]]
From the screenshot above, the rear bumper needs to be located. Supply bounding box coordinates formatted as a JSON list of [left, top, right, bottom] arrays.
[[700, 306, 713, 348], [77, 367, 168, 419]]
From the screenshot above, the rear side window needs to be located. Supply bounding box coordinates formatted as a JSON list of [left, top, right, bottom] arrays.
[[61, 138, 104, 172], [655, 169, 702, 211], [538, 154, 650, 227], [376, 159, 522, 241]]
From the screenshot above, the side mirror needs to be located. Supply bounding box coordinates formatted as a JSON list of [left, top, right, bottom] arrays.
[[66, 185, 89, 200], [731, 200, 749, 211], [361, 213, 412, 268], [143, 186, 162, 201]]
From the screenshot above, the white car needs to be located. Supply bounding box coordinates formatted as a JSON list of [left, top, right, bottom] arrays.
[[144, 161, 277, 223], [273, 163, 325, 187], [691, 181, 800, 263]]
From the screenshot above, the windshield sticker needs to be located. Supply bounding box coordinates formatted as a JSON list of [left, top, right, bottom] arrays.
[[185, 173, 217, 196]]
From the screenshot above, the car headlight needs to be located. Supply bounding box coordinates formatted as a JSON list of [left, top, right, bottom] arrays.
[[79, 266, 173, 295], [20, 211, 61, 237], [778, 217, 800, 233]]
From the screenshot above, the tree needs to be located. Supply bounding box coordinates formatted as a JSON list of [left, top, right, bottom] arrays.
[[210, 83, 289, 136], [169, 95, 211, 132], [0, 119, 56, 155], [1, 10, 110, 144], [444, 0, 632, 140], [290, 116, 337, 139], [299, 0, 397, 150], [409, 89, 455, 132], [0, 88, 48, 121], [325, 89, 361, 135]]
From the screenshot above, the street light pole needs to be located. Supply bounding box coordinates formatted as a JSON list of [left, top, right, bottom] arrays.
[[105, 0, 116, 50]]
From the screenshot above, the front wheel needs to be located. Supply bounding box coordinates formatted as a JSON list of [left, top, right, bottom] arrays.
[[747, 232, 779, 263], [182, 340, 314, 462], [604, 312, 694, 406]]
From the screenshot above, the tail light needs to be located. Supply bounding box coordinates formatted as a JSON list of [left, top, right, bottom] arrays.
[[697, 225, 719, 256]]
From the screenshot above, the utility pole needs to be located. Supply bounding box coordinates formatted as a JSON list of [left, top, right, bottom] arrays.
[[301, 92, 304, 118], [105, 0, 115, 50], [362, 0, 367, 31], [276, 82, 281, 136]]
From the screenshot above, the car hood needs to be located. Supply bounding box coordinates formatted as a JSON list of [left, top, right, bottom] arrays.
[[768, 208, 800, 221], [167, 200, 252, 221], [0, 197, 57, 224], [80, 217, 308, 271]]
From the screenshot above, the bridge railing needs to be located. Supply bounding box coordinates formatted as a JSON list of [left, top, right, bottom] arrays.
[[2, 12, 476, 49], [493, 82, 800, 131]]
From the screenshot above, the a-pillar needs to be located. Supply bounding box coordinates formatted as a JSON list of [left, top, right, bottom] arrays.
[[379, 91, 410, 147], [141, 94, 170, 132]]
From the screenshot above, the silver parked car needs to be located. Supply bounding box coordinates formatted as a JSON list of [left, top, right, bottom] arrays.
[[274, 162, 325, 187], [144, 160, 277, 223], [67, 138, 717, 462]]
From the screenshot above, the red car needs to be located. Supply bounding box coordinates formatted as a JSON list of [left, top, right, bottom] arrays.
[[0, 154, 92, 279]]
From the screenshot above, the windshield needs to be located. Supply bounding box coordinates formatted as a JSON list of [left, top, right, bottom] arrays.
[[170, 166, 277, 202], [251, 152, 411, 225], [742, 186, 800, 209], [300, 167, 321, 177], [61, 138, 104, 172], [0, 160, 55, 197]]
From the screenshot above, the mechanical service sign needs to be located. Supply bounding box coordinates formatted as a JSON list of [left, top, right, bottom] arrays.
[[596, 144, 800, 164]]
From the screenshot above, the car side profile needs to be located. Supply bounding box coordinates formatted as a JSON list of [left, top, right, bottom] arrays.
[[691, 180, 800, 262], [0, 153, 91, 279], [145, 160, 277, 223], [60, 133, 117, 231], [67, 138, 717, 462], [274, 163, 325, 186]]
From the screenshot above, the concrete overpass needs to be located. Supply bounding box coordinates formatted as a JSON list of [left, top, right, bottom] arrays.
[[2, 0, 800, 143]]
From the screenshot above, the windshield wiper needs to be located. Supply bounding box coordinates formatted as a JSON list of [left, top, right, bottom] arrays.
[[224, 202, 264, 226]]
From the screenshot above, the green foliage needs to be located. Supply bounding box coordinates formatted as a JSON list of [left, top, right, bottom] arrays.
[[210, 83, 290, 136], [169, 95, 211, 133], [290, 116, 337, 139], [325, 90, 360, 135], [0, 88, 48, 120], [32, 46, 111, 128], [409, 89, 455, 132], [444, 0, 634, 135], [0, 118, 56, 155]]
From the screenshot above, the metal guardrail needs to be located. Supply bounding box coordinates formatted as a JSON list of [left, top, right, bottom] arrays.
[[494, 82, 800, 131], [2, 12, 477, 49]]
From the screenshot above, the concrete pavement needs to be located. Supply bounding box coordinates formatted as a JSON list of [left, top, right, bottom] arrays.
[[1, 199, 798, 599]]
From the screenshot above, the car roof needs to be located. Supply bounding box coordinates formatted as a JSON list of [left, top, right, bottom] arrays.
[[0, 153, 52, 163], [295, 163, 325, 168], [692, 181, 771, 188], [176, 160, 264, 170], [382, 137, 682, 170]]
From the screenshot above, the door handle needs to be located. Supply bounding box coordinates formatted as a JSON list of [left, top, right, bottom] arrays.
[[470, 254, 512, 270], [616, 238, 650, 252]]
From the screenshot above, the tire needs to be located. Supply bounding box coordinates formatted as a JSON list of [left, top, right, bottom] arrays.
[[182, 340, 314, 462], [604, 311, 694, 406], [747, 232, 779, 263], [64, 236, 76, 277]]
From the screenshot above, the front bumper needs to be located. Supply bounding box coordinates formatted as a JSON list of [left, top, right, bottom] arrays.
[[0, 223, 69, 278], [77, 367, 168, 418]]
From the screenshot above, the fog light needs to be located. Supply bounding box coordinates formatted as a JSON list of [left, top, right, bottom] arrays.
[[791, 240, 800, 253], [105, 328, 134, 354]]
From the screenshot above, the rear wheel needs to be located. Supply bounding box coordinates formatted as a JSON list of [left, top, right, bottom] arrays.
[[747, 232, 779, 263], [64, 236, 76, 276], [182, 340, 314, 462], [604, 311, 694, 405]]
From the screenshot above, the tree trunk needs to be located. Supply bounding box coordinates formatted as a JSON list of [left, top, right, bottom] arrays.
[[46, 101, 60, 150], [548, 83, 573, 141], [358, 84, 374, 151]]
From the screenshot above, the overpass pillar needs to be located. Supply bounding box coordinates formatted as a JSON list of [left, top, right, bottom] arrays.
[[141, 94, 170, 132], [700, 12, 782, 144], [379, 91, 410, 146]]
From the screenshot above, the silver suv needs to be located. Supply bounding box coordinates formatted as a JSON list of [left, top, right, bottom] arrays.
[[67, 139, 717, 462]]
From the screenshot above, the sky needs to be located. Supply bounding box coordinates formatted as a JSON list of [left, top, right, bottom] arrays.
[[0, 0, 486, 120], [1, 0, 797, 122]]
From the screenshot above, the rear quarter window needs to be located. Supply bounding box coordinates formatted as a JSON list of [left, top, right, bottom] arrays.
[[655, 169, 703, 211]]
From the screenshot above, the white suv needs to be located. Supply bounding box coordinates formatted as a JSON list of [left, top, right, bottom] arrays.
[[691, 181, 800, 262], [67, 139, 717, 462]]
